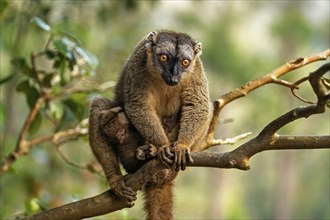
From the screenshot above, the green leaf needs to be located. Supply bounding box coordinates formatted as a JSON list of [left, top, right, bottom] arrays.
[[54, 39, 69, 57], [25, 197, 41, 215], [11, 57, 33, 77], [16, 79, 30, 93], [61, 38, 78, 67], [53, 56, 64, 68], [59, 58, 67, 86], [11, 57, 26, 67], [45, 49, 56, 59], [61, 37, 77, 48], [54, 39, 75, 63], [48, 100, 64, 120], [16, 79, 40, 108], [61, 32, 82, 45], [26, 87, 40, 109], [63, 98, 85, 121], [75, 47, 99, 69], [68, 51, 77, 71], [31, 16, 52, 32], [42, 73, 55, 88], [51, 83, 60, 96]]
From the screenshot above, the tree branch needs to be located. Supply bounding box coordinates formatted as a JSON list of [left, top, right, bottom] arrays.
[[0, 94, 47, 175], [191, 135, 330, 170], [206, 49, 330, 143], [0, 118, 87, 175]]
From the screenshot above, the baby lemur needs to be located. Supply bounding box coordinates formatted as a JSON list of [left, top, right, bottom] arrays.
[[89, 30, 211, 219]]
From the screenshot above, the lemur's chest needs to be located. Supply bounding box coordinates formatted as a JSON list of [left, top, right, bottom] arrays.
[[150, 85, 181, 118]]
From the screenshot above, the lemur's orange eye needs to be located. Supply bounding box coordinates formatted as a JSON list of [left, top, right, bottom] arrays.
[[181, 59, 190, 67], [160, 54, 168, 62]]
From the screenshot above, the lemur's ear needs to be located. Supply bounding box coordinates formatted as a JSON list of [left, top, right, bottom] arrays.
[[194, 41, 202, 56], [146, 31, 158, 49]]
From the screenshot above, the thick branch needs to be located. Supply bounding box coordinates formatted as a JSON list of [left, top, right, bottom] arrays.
[[193, 135, 330, 174], [24, 190, 129, 220], [191, 135, 330, 170], [25, 159, 164, 220]]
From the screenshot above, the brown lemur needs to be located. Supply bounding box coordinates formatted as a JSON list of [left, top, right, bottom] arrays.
[[89, 30, 211, 219]]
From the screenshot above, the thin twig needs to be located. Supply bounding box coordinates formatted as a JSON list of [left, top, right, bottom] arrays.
[[55, 144, 86, 169], [290, 75, 315, 104], [204, 132, 252, 150], [30, 52, 43, 88]]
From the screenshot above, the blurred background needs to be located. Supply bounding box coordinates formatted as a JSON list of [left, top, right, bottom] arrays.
[[0, 0, 329, 219]]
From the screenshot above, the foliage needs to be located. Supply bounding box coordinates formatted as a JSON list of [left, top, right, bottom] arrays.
[[10, 16, 99, 133], [0, 16, 113, 218]]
